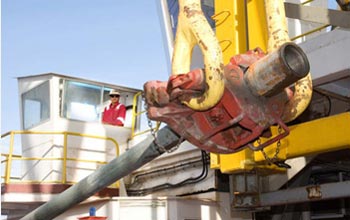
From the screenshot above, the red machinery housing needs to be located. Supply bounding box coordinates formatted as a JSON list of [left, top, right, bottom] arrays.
[[144, 42, 310, 154]]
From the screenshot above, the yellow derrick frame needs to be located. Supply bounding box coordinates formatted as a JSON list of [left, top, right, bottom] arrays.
[[214, 0, 268, 64], [211, 0, 270, 173]]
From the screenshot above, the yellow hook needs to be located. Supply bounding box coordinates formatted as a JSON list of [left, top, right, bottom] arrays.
[[172, 0, 224, 111]]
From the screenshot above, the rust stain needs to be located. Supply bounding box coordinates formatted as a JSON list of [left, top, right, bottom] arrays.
[[196, 92, 206, 104], [198, 40, 208, 51], [216, 68, 224, 80], [183, 6, 202, 18], [276, 7, 280, 15]]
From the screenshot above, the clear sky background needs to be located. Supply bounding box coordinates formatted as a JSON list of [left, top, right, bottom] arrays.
[[2, 0, 170, 133]]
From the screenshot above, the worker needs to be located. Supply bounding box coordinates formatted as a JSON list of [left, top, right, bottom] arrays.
[[102, 89, 126, 126]]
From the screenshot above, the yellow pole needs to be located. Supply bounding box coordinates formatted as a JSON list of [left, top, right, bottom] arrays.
[[62, 132, 68, 184], [212, 0, 269, 173], [5, 131, 15, 184], [130, 92, 141, 139]]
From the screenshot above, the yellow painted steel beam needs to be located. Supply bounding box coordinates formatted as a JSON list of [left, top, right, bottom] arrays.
[[215, 149, 255, 173], [214, 0, 267, 65], [211, 0, 269, 173], [255, 112, 350, 163], [246, 0, 268, 52], [214, 0, 244, 64], [211, 0, 246, 171]]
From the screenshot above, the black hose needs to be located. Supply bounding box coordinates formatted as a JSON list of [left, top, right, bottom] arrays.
[[127, 151, 209, 196]]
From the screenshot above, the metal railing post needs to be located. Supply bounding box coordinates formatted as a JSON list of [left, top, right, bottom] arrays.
[[62, 132, 68, 184], [5, 131, 15, 184]]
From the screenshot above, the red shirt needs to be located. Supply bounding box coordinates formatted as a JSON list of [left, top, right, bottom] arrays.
[[102, 102, 126, 126]]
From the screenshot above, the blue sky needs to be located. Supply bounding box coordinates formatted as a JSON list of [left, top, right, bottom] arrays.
[[1, 0, 170, 133], [1, 0, 339, 134]]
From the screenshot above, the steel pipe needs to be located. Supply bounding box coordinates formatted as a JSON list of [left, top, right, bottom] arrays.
[[244, 42, 310, 97]]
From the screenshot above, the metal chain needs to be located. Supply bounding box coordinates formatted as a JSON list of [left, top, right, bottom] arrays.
[[142, 93, 184, 153], [260, 126, 282, 165]]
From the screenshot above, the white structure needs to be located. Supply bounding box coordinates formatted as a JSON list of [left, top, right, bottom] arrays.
[[55, 195, 251, 220], [2, 73, 223, 219], [18, 73, 142, 183]]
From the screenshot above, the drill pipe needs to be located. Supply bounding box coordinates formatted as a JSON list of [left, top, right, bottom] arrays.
[[21, 126, 181, 220], [244, 42, 310, 97]]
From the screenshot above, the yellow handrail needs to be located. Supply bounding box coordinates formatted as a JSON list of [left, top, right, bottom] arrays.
[[4, 131, 15, 183], [1, 130, 120, 186], [301, 0, 314, 5], [130, 91, 142, 138], [1, 130, 120, 156], [289, 0, 330, 41], [63, 133, 68, 183], [291, 24, 330, 41], [129, 91, 160, 140], [0, 156, 109, 184]]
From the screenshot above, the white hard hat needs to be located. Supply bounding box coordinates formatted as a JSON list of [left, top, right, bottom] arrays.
[[109, 89, 120, 96]]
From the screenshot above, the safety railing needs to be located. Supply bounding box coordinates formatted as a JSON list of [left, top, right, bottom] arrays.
[[129, 91, 160, 140], [1, 130, 120, 188], [288, 0, 336, 41], [290, 24, 331, 41]]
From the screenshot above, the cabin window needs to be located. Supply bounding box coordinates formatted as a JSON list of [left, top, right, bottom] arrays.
[[60, 79, 137, 127], [62, 80, 103, 122], [22, 81, 50, 129]]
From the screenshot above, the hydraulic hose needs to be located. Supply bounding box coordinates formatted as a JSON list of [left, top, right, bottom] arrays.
[[127, 150, 209, 196]]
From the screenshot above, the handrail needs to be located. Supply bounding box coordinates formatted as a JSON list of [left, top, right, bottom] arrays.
[[2, 130, 120, 156], [291, 24, 331, 41], [301, 0, 314, 5], [130, 91, 142, 138], [1, 156, 109, 184], [287, 0, 331, 42], [129, 91, 160, 140], [1, 130, 120, 187], [4, 131, 15, 183]]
